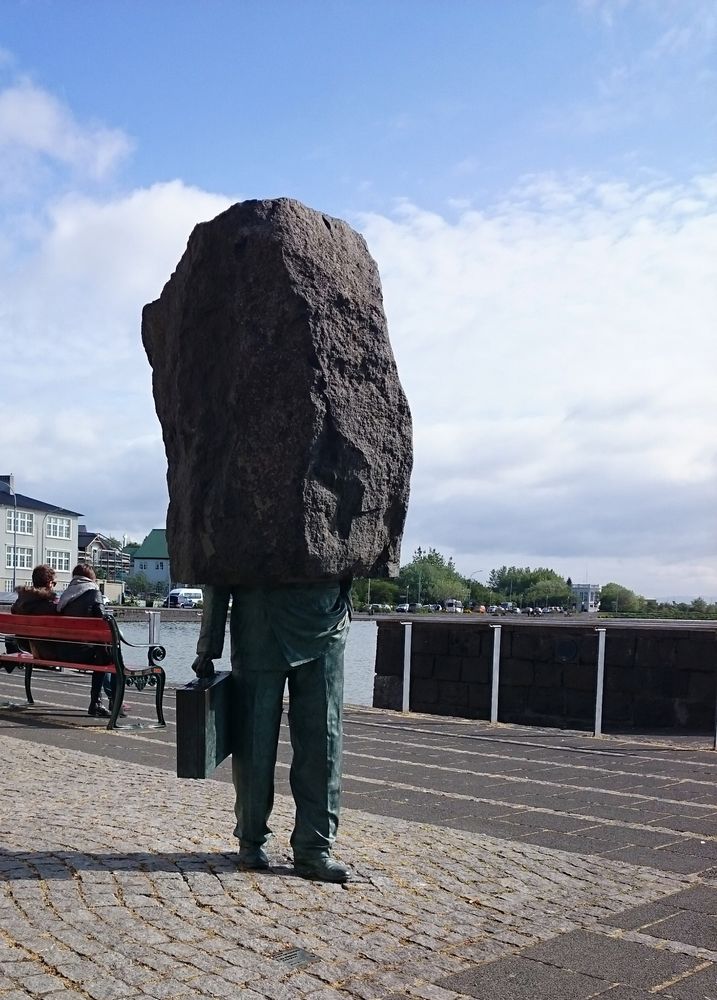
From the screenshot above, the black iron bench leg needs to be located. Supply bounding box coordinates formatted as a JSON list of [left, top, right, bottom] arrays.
[[107, 670, 124, 730], [24, 665, 34, 705], [155, 669, 166, 727]]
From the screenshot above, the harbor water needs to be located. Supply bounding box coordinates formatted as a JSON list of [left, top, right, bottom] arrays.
[[117, 617, 378, 706]]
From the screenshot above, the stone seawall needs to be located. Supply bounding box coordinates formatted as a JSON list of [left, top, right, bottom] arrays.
[[373, 618, 717, 731]]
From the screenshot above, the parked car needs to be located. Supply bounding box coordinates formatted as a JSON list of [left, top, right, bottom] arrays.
[[395, 604, 410, 613], [444, 599, 464, 614], [167, 588, 203, 608]]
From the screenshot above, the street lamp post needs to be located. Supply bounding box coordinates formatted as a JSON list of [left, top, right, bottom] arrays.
[[11, 486, 17, 591], [468, 569, 484, 605]]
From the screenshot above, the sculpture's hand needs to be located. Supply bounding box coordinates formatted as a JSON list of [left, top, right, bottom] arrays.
[[191, 655, 215, 679]]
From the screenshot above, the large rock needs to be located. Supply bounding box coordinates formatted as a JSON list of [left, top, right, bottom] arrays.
[[142, 198, 412, 586]]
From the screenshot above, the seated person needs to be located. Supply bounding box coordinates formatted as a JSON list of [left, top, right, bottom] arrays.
[[58, 564, 116, 718], [9, 564, 60, 662]]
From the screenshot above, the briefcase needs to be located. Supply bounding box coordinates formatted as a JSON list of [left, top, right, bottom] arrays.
[[176, 671, 235, 779]]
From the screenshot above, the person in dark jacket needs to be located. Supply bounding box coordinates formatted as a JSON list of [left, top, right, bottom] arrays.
[[58, 564, 115, 717], [9, 564, 59, 661]]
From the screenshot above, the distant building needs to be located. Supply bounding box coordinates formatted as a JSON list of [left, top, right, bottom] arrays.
[[77, 525, 131, 580], [131, 529, 171, 590], [571, 582, 601, 613], [0, 474, 81, 593], [124, 543, 140, 563]]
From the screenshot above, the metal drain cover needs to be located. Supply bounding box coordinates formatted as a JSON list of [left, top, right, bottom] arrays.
[[273, 947, 319, 969]]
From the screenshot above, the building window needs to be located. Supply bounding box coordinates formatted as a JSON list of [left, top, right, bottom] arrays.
[[6, 510, 34, 535], [47, 550, 71, 572], [157, 561, 164, 570], [139, 562, 147, 570], [46, 516, 71, 539], [6, 546, 33, 569]]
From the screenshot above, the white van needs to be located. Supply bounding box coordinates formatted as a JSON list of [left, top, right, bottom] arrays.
[[168, 588, 203, 608], [444, 599, 464, 614]]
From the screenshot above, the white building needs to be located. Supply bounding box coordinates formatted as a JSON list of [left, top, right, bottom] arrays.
[[570, 582, 601, 613], [77, 525, 132, 579], [1, 475, 82, 594]]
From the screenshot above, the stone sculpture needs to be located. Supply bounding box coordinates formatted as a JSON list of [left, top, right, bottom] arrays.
[[142, 198, 412, 882], [142, 197, 412, 585]]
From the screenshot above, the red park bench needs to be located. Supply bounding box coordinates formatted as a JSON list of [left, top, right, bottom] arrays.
[[0, 612, 167, 730]]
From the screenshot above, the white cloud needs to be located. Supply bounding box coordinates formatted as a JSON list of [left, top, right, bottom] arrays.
[[0, 79, 133, 184], [1, 61, 713, 599], [557, 1, 717, 138], [1, 181, 232, 535], [359, 172, 717, 596]]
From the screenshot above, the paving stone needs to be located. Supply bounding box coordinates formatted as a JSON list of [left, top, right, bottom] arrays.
[[519, 930, 701, 988], [599, 846, 713, 874], [43, 991, 89, 1000], [588, 988, 656, 999], [495, 811, 596, 833], [601, 900, 680, 931], [657, 839, 717, 861], [640, 910, 717, 951], [438, 956, 608, 999], [665, 885, 717, 913], [17, 973, 67, 994], [658, 962, 717, 998]]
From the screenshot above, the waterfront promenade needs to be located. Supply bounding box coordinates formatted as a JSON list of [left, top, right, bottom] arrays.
[[0, 669, 716, 999]]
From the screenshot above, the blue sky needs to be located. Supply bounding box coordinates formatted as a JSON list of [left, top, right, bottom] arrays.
[[4, 2, 713, 211], [1, 1, 715, 597]]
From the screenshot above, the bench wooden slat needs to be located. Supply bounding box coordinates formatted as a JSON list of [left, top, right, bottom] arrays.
[[0, 652, 163, 675], [0, 612, 112, 643], [0, 652, 115, 672]]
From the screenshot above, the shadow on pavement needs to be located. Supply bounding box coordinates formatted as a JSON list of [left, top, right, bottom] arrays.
[[0, 848, 334, 881]]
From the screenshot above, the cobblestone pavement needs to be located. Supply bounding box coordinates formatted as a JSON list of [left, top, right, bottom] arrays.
[[1, 671, 716, 998]]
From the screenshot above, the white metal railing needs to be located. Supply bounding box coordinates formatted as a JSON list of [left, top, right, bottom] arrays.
[[401, 621, 412, 712], [594, 627, 607, 737], [489, 624, 502, 723], [146, 610, 161, 646], [394, 621, 715, 749]]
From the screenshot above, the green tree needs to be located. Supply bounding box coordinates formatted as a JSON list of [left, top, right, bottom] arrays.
[[351, 578, 399, 608], [599, 582, 643, 615], [526, 577, 571, 609], [126, 572, 151, 596], [398, 548, 468, 605], [467, 580, 493, 605], [488, 566, 568, 606]]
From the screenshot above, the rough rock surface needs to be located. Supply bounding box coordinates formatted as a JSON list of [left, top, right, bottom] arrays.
[[142, 197, 412, 585]]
